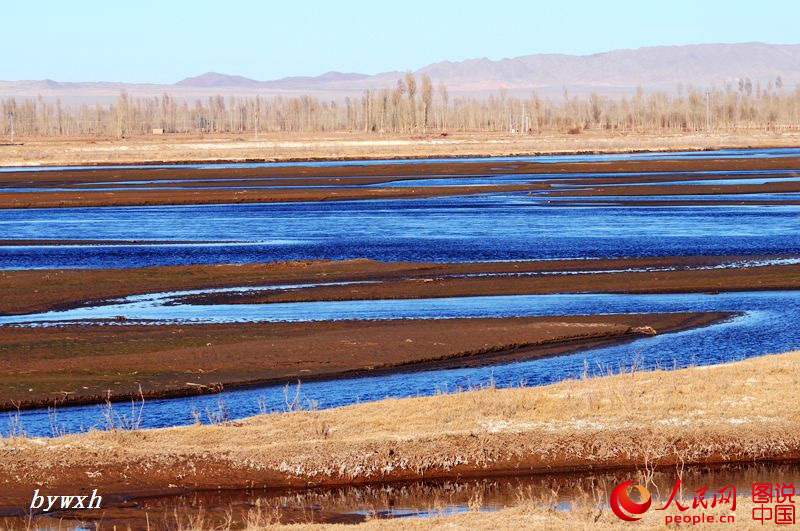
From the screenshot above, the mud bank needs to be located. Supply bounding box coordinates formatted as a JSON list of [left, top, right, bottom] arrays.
[[2, 155, 800, 208], [176, 260, 800, 306], [2, 256, 796, 316], [0, 312, 729, 410]]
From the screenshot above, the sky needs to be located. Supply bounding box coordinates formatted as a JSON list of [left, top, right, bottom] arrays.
[[4, 0, 800, 83]]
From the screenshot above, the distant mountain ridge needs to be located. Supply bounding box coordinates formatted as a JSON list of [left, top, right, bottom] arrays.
[[175, 70, 370, 88], [415, 42, 800, 89], [175, 72, 263, 88], [2, 42, 799, 103]]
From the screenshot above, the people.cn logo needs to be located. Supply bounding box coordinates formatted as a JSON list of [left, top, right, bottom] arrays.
[[611, 481, 652, 521]]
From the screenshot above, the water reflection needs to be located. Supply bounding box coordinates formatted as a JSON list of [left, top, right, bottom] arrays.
[[17, 462, 800, 528]]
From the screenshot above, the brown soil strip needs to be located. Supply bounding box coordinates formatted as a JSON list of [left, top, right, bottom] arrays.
[[0, 239, 235, 246], [0, 312, 728, 411], [2, 156, 800, 208], [1, 350, 797, 516], [0, 183, 541, 209], [555, 171, 799, 185], [4, 169, 794, 190], [547, 180, 800, 197], [2, 257, 797, 317], [6, 154, 800, 183], [182, 262, 800, 306]]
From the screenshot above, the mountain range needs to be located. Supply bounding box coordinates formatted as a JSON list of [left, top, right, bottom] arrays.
[[2, 42, 798, 104]]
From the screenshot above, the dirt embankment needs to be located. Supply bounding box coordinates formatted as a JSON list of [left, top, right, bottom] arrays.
[[0, 313, 729, 411], [1, 350, 798, 517]]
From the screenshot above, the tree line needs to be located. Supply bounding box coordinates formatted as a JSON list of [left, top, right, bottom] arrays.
[[2, 73, 799, 139]]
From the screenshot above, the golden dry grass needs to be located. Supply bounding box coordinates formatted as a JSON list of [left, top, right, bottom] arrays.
[[2, 351, 800, 529], [3, 130, 800, 167], [2, 350, 799, 495]]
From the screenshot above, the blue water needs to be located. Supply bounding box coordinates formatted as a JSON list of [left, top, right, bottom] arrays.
[[3, 196, 800, 269], [3, 148, 800, 437], [6, 290, 799, 437], [0, 289, 789, 327]]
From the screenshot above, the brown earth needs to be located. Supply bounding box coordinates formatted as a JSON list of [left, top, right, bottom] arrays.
[[1, 256, 796, 316], [1, 350, 798, 526], [5, 153, 800, 184], [2, 256, 793, 409], [1, 155, 799, 208], [0, 183, 542, 209], [0, 313, 729, 411], [176, 260, 800, 306], [549, 181, 800, 197]]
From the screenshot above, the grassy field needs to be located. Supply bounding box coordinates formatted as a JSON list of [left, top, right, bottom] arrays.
[[2, 130, 800, 167]]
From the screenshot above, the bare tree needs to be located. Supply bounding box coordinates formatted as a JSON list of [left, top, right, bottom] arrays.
[[438, 81, 449, 130], [404, 72, 417, 131], [420, 75, 433, 132], [4, 79, 800, 139]]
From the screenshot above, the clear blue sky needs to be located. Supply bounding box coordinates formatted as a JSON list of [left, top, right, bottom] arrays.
[[4, 0, 799, 83]]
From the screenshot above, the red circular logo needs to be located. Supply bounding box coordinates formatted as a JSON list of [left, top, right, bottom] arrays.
[[611, 481, 652, 521]]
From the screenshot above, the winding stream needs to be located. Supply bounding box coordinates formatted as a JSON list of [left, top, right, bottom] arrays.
[[2, 148, 800, 437]]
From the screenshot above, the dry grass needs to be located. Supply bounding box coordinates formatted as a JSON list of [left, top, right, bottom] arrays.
[[3, 130, 800, 167], [2, 350, 799, 501], [2, 351, 800, 528]]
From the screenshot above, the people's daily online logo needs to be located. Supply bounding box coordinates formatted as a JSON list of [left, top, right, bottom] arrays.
[[610, 481, 652, 521], [610, 479, 796, 525]]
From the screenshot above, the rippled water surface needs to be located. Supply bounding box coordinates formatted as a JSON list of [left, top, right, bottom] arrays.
[[2, 148, 800, 436], [12, 463, 795, 526], [7, 289, 800, 436], [2, 197, 800, 269]]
